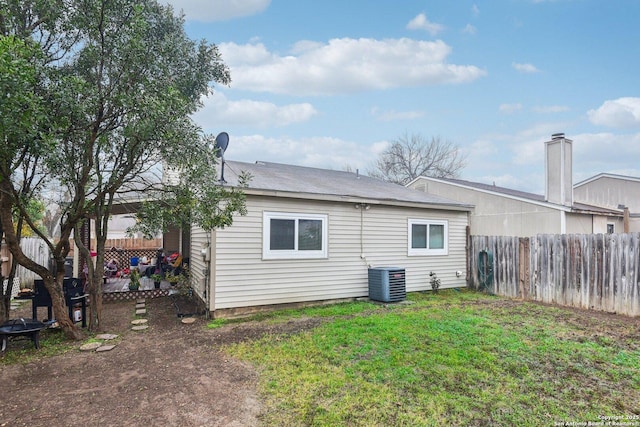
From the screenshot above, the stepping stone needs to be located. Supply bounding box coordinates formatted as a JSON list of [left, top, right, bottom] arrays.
[[131, 319, 148, 325], [95, 334, 118, 340], [136, 299, 146, 304], [135, 309, 146, 315], [181, 317, 196, 324], [80, 342, 102, 351], [96, 344, 116, 352], [135, 303, 145, 309], [132, 325, 148, 331]]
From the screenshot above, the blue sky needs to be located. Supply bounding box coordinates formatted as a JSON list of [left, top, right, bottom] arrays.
[[164, 0, 640, 194]]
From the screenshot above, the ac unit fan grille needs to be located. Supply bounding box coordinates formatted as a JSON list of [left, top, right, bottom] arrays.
[[368, 267, 406, 303]]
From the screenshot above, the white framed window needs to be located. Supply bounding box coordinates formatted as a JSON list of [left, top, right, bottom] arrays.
[[263, 212, 328, 259], [408, 219, 448, 256]]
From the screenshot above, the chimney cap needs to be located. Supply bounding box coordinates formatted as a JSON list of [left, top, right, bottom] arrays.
[[551, 133, 565, 140]]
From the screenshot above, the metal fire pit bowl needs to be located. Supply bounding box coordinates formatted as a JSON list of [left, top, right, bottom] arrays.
[[0, 318, 47, 352]]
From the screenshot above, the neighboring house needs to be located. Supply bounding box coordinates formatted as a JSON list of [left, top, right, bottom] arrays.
[[407, 134, 623, 237], [190, 160, 472, 318], [574, 173, 640, 232]]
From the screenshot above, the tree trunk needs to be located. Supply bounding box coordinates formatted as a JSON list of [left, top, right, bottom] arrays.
[[85, 265, 103, 332], [0, 189, 83, 340], [0, 293, 9, 323]]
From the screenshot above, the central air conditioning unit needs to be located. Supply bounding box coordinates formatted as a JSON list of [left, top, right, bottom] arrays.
[[368, 267, 406, 302]]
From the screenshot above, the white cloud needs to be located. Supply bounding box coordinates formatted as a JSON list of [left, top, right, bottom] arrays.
[[219, 38, 486, 96], [471, 4, 480, 16], [532, 105, 570, 114], [572, 132, 640, 164], [406, 13, 445, 36], [192, 92, 317, 128], [587, 97, 640, 129], [370, 107, 425, 122], [164, 0, 270, 22], [512, 62, 540, 73], [462, 24, 477, 35], [224, 135, 383, 171], [499, 103, 523, 114]]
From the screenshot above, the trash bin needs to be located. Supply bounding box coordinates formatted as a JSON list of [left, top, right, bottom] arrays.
[[130, 257, 139, 267]]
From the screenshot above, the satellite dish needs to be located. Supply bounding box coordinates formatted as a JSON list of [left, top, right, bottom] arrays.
[[214, 132, 230, 183], [214, 132, 229, 158]]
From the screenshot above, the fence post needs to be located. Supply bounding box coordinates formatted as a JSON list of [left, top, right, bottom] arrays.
[[518, 237, 530, 299]]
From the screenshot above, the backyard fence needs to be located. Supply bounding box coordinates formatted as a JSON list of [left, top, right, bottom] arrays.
[[16, 238, 52, 287], [468, 233, 640, 317]]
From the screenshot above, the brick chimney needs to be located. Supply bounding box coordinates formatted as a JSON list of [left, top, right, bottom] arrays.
[[545, 133, 573, 206]]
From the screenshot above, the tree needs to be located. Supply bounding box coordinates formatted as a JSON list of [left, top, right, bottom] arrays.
[[0, 0, 246, 335], [368, 132, 466, 185], [0, 34, 51, 322]]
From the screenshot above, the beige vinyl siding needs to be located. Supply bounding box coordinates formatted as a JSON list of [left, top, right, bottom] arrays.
[[210, 195, 468, 310]]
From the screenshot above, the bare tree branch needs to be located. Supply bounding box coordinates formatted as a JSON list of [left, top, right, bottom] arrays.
[[368, 132, 467, 185]]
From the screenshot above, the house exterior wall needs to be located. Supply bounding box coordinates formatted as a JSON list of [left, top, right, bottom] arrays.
[[574, 175, 640, 232], [565, 213, 594, 234], [574, 176, 640, 212], [409, 179, 562, 236], [578, 214, 624, 234], [205, 195, 468, 315]]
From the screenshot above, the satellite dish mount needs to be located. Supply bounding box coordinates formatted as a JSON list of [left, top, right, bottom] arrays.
[[214, 132, 229, 183]]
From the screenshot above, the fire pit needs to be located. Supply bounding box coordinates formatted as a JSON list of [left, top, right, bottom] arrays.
[[0, 318, 47, 352]]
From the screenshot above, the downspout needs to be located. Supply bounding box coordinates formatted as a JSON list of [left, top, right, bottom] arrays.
[[560, 210, 566, 234], [205, 231, 214, 318], [356, 203, 371, 267]]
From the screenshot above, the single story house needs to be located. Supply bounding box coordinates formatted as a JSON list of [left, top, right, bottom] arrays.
[[190, 160, 472, 318], [407, 134, 623, 237], [573, 173, 640, 232]]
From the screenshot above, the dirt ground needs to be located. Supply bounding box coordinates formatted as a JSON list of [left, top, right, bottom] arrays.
[[1, 295, 639, 427], [0, 296, 321, 427]]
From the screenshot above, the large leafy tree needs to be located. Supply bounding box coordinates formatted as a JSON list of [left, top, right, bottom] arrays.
[[0, 34, 50, 321], [0, 0, 245, 335], [369, 132, 467, 185]]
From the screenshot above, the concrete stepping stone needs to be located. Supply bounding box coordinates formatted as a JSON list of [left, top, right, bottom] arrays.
[[132, 325, 148, 331], [135, 309, 146, 315], [80, 342, 102, 351], [96, 344, 116, 352], [136, 299, 146, 304], [131, 319, 148, 325], [135, 303, 145, 309], [181, 317, 196, 324], [95, 334, 118, 340]]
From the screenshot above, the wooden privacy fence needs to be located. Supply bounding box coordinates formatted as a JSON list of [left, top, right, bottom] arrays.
[[468, 233, 640, 317]]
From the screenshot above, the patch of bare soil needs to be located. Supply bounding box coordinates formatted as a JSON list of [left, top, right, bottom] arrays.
[[0, 297, 321, 427]]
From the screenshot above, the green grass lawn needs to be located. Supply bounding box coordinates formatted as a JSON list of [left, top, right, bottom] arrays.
[[223, 290, 640, 426]]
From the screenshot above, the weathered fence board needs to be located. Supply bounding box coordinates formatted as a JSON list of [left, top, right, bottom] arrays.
[[469, 232, 640, 317]]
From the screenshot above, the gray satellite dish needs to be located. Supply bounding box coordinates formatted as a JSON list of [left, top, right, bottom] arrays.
[[214, 132, 229, 183], [214, 132, 229, 157]]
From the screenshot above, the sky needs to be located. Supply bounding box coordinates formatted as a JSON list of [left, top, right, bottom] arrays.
[[163, 0, 640, 194]]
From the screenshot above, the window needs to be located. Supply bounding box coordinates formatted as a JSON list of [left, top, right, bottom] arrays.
[[408, 219, 448, 256], [607, 223, 615, 234], [263, 212, 328, 259]]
